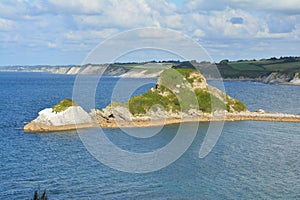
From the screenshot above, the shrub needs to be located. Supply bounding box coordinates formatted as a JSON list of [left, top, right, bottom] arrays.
[[232, 100, 247, 112], [226, 98, 247, 112], [52, 98, 77, 113], [129, 90, 172, 115]]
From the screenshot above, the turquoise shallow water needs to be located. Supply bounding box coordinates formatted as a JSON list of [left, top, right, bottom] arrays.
[[0, 72, 299, 199]]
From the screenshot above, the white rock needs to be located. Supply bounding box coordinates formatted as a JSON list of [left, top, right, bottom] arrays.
[[255, 109, 265, 114], [113, 106, 133, 121], [33, 106, 92, 126]]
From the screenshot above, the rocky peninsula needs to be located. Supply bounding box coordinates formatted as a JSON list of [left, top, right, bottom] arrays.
[[93, 68, 300, 128], [24, 68, 300, 132]]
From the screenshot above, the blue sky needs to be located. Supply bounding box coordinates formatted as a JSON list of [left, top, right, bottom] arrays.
[[0, 0, 300, 65]]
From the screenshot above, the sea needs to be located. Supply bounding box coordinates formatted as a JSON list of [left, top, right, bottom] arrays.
[[0, 72, 299, 199]]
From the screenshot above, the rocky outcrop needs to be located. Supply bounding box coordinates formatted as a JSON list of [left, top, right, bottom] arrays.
[[94, 68, 248, 127], [290, 72, 300, 84], [262, 72, 293, 84], [262, 72, 300, 85], [66, 66, 81, 74], [24, 106, 94, 132]]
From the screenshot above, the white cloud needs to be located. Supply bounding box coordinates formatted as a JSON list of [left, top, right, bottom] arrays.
[[48, 0, 106, 14], [47, 42, 57, 48], [183, 8, 269, 39], [64, 29, 119, 41], [193, 29, 205, 37], [1, 0, 300, 65], [184, 0, 300, 14], [208, 8, 268, 38], [0, 18, 14, 31], [164, 14, 183, 28], [103, 0, 158, 28], [71, 0, 162, 29]]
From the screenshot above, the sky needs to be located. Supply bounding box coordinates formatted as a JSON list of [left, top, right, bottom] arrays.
[[0, 0, 300, 65]]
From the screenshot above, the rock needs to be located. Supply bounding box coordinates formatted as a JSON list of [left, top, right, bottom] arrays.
[[148, 106, 168, 119], [255, 109, 265, 114], [98, 105, 133, 122], [189, 71, 207, 89], [112, 106, 133, 121], [290, 72, 300, 84], [263, 72, 293, 84], [34, 106, 91, 126], [24, 106, 93, 132], [188, 109, 201, 117]]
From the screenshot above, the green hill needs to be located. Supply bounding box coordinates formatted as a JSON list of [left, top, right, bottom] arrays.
[[216, 56, 300, 79], [127, 68, 247, 116]]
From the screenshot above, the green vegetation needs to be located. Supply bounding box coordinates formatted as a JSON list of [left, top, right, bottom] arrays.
[[213, 56, 300, 79], [194, 89, 226, 112], [229, 62, 264, 71], [129, 88, 178, 115], [128, 68, 247, 115], [159, 68, 187, 86], [52, 98, 77, 113], [226, 98, 247, 112]]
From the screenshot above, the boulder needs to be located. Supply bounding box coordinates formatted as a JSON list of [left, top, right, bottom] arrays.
[[24, 106, 93, 132]]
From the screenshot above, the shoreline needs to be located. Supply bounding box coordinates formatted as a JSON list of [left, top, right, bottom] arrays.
[[24, 122, 95, 132], [98, 112, 300, 128], [24, 112, 300, 132]]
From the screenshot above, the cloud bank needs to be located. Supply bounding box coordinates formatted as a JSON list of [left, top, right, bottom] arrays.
[[0, 0, 300, 65]]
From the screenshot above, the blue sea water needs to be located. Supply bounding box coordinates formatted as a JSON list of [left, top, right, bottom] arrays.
[[0, 72, 299, 199]]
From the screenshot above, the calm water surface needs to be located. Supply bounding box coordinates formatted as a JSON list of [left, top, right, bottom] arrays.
[[0, 72, 299, 199]]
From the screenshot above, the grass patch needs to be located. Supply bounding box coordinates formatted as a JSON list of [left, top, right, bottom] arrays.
[[128, 89, 177, 115], [52, 98, 77, 113], [229, 63, 264, 71], [194, 89, 226, 113], [262, 62, 300, 72]]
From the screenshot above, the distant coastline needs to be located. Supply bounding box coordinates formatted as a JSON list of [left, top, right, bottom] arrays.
[[2, 56, 300, 85]]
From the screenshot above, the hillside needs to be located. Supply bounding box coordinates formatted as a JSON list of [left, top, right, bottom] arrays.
[[199, 56, 300, 83], [128, 68, 247, 115]]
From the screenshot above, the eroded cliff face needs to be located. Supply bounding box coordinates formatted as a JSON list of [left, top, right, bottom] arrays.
[[290, 72, 300, 84], [263, 72, 300, 84]]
